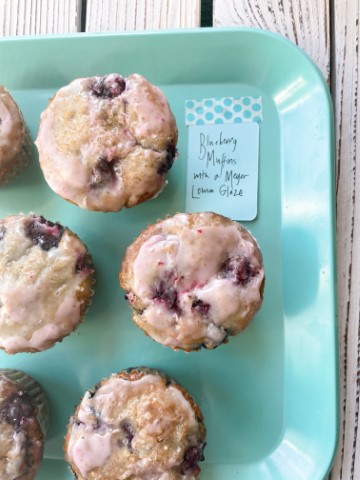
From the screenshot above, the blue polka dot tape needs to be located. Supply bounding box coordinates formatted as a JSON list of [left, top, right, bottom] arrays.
[[185, 96, 263, 126]]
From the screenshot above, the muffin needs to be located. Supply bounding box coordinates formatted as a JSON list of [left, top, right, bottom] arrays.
[[0, 369, 49, 479], [0, 213, 95, 353], [65, 367, 206, 480], [120, 212, 265, 351], [35, 73, 178, 212], [0, 86, 32, 185]]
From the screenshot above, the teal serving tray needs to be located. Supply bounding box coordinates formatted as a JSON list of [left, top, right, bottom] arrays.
[[0, 28, 337, 480]]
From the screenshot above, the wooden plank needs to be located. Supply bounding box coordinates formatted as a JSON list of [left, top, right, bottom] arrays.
[[330, 0, 360, 479], [0, 0, 82, 36], [213, 0, 330, 82], [86, 0, 201, 32]]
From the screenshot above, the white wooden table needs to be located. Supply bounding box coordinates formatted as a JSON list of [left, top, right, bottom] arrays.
[[0, 1, 358, 479]]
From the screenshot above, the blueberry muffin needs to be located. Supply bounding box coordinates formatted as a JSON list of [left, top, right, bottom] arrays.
[[120, 212, 265, 351], [0, 213, 95, 353], [65, 367, 206, 480], [0, 86, 31, 185], [35, 74, 178, 212], [0, 369, 49, 479]]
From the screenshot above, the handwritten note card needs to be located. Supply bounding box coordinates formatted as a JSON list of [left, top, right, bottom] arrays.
[[186, 122, 260, 220]]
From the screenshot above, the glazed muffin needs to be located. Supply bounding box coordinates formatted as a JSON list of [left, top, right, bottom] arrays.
[[35, 73, 178, 212], [0, 86, 32, 185], [65, 367, 206, 480], [120, 212, 265, 351], [0, 213, 95, 353], [0, 369, 49, 479]]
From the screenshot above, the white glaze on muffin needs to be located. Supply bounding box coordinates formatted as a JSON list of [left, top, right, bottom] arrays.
[[65, 368, 206, 480], [0, 213, 95, 353], [0, 86, 31, 184], [120, 212, 265, 351], [35, 74, 178, 212]]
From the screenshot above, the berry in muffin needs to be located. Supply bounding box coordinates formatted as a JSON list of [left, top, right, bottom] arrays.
[[0, 369, 49, 479], [35, 74, 178, 212], [0, 86, 32, 185], [0, 213, 95, 353], [65, 367, 206, 480], [120, 212, 265, 351]]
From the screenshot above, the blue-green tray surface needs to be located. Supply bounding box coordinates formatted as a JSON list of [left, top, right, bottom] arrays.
[[0, 28, 337, 480]]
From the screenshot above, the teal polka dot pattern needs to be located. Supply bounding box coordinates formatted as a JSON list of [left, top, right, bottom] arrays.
[[185, 96, 263, 125]]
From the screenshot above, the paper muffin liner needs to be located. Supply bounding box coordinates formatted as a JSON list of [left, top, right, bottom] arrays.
[[0, 368, 49, 435]]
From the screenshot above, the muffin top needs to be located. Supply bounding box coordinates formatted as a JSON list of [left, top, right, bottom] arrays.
[[0, 372, 44, 480], [0, 213, 94, 353], [120, 212, 265, 350], [65, 368, 206, 480], [36, 74, 178, 212], [0, 86, 24, 169]]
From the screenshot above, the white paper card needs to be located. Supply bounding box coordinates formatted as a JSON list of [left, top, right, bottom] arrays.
[[186, 123, 260, 220]]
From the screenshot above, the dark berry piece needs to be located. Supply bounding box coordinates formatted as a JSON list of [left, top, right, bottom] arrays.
[[25, 215, 64, 251], [157, 143, 177, 175], [153, 279, 178, 311], [91, 156, 116, 188], [0, 392, 35, 433], [91, 75, 126, 99], [191, 299, 211, 317], [73, 418, 83, 427], [75, 255, 94, 275], [23, 434, 34, 468], [87, 383, 101, 399], [180, 443, 205, 474], [165, 377, 174, 387], [0, 225, 6, 241], [120, 421, 134, 452], [219, 255, 258, 286], [88, 406, 104, 431]]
